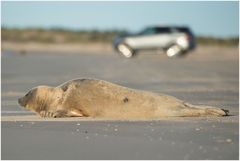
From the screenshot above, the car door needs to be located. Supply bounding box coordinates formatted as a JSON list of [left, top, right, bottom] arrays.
[[125, 28, 157, 49], [125, 27, 172, 49]]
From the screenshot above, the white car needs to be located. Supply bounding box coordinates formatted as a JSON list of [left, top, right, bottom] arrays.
[[113, 26, 196, 58]]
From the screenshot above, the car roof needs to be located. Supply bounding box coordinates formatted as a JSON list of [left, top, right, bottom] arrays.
[[151, 25, 189, 29]]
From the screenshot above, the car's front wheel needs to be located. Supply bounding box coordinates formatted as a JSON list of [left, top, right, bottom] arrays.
[[117, 44, 134, 58], [166, 44, 183, 57]]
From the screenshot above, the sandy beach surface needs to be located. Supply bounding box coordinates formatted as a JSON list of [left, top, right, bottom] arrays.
[[1, 45, 239, 159]]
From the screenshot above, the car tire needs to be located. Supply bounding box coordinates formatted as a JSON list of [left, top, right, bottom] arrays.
[[117, 43, 134, 58], [166, 44, 183, 58]]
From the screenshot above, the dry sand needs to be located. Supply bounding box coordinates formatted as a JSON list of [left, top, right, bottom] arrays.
[[1, 45, 239, 159], [1, 117, 238, 160]]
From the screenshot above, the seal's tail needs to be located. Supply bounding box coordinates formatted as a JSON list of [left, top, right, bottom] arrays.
[[183, 103, 229, 117]]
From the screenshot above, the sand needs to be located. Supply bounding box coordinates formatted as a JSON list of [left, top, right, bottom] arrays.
[[1, 45, 239, 159], [2, 42, 113, 54]]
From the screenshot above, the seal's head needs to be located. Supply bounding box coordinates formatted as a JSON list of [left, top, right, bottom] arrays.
[[18, 87, 38, 110], [18, 86, 63, 113]]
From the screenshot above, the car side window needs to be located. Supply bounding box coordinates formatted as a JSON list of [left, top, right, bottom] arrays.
[[156, 27, 171, 34]]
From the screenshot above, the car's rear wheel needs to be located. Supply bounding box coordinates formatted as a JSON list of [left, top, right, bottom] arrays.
[[117, 44, 134, 58], [166, 44, 183, 57]]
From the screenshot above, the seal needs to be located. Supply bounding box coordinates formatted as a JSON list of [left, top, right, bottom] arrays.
[[18, 78, 229, 118]]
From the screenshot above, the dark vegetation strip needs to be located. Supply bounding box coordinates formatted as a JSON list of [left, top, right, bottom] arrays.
[[2, 27, 239, 46]]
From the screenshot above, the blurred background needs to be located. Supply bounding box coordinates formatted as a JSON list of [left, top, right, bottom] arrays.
[[1, 1, 239, 54], [1, 1, 239, 108]]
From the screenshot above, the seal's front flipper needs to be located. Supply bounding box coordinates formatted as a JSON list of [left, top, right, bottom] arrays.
[[38, 109, 86, 118], [67, 109, 86, 117], [39, 110, 60, 118]]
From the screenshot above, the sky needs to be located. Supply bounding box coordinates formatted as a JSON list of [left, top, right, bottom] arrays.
[[1, 1, 239, 38]]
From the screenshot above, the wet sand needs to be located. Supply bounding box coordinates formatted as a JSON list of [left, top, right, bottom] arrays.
[[1, 46, 239, 159]]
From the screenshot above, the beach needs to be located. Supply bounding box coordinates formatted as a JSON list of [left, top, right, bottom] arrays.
[[1, 45, 239, 159]]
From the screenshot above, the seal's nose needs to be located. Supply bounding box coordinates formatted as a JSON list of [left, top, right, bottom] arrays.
[[18, 98, 22, 105]]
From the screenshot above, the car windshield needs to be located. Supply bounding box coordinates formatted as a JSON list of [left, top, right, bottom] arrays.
[[139, 27, 157, 35]]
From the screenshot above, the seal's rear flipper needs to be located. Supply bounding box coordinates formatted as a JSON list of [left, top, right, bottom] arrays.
[[205, 108, 229, 116], [221, 109, 230, 116], [181, 103, 229, 117]]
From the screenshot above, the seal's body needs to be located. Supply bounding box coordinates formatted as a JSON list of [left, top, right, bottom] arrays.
[[18, 79, 228, 118]]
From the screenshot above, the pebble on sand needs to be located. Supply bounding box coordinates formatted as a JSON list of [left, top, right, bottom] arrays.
[[226, 139, 232, 143]]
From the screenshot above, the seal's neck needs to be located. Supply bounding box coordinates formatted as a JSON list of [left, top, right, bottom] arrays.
[[35, 87, 63, 112]]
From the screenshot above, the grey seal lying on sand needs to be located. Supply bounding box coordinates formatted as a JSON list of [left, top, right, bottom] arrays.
[[18, 78, 229, 119]]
